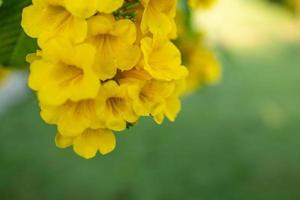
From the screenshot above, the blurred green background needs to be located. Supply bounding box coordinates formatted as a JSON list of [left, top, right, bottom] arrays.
[[1, 42, 300, 199]]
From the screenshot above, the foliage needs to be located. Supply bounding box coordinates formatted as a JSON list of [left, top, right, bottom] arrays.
[[0, 0, 36, 68]]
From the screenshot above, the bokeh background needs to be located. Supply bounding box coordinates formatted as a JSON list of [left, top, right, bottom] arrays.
[[1, 0, 300, 199]]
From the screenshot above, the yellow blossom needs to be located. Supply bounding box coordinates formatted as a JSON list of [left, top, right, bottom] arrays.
[[28, 39, 100, 106], [141, 37, 188, 81], [141, 0, 177, 39], [22, 0, 92, 45], [40, 99, 104, 137], [86, 14, 140, 80], [96, 81, 138, 131], [185, 47, 221, 94], [152, 80, 185, 124], [120, 71, 183, 124], [55, 129, 116, 159], [126, 79, 176, 117]]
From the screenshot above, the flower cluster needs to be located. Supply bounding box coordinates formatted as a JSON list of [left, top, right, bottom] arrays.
[[22, 0, 188, 159], [177, 0, 221, 94]]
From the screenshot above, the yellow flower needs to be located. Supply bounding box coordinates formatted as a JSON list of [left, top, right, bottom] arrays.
[[28, 39, 100, 106], [141, 0, 177, 39], [40, 99, 104, 137], [64, 0, 98, 18], [153, 96, 181, 124], [22, 0, 91, 45], [152, 80, 184, 124], [120, 71, 183, 124], [141, 37, 188, 81], [55, 129, 116, 159], [185, 47, 221, 94], [126, 79, 175, 117], [86, 14, 140, 80], [98, 0, 124, 13], [188, 0, 216, 9], [96, 81, 138, 131]]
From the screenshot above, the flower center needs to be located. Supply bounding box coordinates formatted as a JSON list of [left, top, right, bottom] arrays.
[[106, 97, 124, 114]]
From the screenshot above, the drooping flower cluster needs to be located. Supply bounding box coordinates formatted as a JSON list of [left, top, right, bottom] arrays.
[[22, 0, 188, 159]]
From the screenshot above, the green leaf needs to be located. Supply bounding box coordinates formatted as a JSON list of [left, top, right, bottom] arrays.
[[0, 0, 37, 68]]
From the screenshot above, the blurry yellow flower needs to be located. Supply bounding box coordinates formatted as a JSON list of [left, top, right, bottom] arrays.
[[141, 37, 188, 81], [22, 0, 91, 44], [28, 39, 100, 105], [86, 14, 140, 80], [188, 0, 216, 9], [141, 0, 177, 39], [96, 81, 138, 131], [55, 129, 116, 159], [185, 47, 221, 94]]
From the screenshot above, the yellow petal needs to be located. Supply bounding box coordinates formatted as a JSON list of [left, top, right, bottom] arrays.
[[55, 133, 73, 149], [73, 129, 116, 159], [141, 37, 188, 81], [165, 97, 181, 122], [97, 129, 116, 155], [98, 0, 124, 13], [65, 0, 98, 18], [87, 15, 140, 80]]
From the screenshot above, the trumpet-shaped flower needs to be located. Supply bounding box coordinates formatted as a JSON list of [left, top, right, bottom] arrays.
[[96, 81, 138, 131], [86, 15, 140, 80], [126, 79, 176, 117], [29, 39, 100, 105], [152, 81, 185, 124], [22, 0, 93, 45], [141, 37, 188, 81], [55, 129, 116, 159], [141, 0, 177, 39], [40, 99, 104, 137]]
